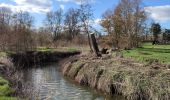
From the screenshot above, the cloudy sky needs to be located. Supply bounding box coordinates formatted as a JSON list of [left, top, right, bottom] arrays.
[[0, 0, 170, 29]]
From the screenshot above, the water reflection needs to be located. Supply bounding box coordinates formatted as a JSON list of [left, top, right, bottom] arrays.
[[22, 63, 123, 100]]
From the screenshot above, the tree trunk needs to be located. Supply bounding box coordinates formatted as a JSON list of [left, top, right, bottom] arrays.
[[87, 30, 93, 52], [90, 33, 101, 57]]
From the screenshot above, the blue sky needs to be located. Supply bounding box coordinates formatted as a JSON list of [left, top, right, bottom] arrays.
[[0, 0, 170, 29]]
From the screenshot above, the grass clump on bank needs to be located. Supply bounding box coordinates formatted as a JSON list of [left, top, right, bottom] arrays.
[[63, 55, 170, 100], [0, 77, 17, 100], [122, 43, 170, 64]]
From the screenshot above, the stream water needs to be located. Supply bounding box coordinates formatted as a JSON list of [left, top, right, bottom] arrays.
[[22, 63, 124, 100]]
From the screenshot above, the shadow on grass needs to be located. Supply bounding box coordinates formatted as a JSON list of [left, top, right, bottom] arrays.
[[138, 48, 170, 53], [138, 51, 152, 55]]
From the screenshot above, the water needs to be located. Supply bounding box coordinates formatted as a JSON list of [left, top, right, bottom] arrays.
[[22, 63, 124, 100]]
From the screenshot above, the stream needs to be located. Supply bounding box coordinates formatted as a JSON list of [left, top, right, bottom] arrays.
[[21, 63, 124, 100]]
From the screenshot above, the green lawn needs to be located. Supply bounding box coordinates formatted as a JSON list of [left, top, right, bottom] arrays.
[[122, 43, 170, 64]]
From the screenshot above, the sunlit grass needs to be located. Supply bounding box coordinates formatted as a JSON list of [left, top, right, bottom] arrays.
[[122, 43, 170, 64], [36, 47, 79, 53], [0, 77, 16, 100], [0, 52, 7, 57], [36, 47, 56, 52]]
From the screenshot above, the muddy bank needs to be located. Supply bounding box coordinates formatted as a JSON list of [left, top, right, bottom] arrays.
[[62, 54, 170, 100], [9, 51, 80, 68]]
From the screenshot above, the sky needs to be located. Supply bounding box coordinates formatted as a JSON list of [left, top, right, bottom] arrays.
[[0, 0, 170, 30]]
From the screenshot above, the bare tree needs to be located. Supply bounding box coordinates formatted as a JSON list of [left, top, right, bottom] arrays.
[[36, 27, 52, 46], [0, 7, 12, 51], [79, 1, 94, 51], [45, 9, 63, 41], [64, 8, 80, 40], [11, 11, 34, 52], [118, 0, 146, 48], [132, 0, 146, 47]]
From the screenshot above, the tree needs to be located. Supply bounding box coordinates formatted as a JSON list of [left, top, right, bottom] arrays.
[[118, 0, 146, 48], [12, 11, 35, 52], [100, 9, 113, 35], [36, 27, 52, 46], [132, 0, 146, 47], [79, 1, 94, 51], [151, 23, 161, 44], [100, 7, 123, 49], [163, 29, 170, 43], [112, 4, 124, 49], [0, 7, 12, 50], [45, 9, 63, 41], [64, 8, 80, 40], [100, 0, 146, 49]]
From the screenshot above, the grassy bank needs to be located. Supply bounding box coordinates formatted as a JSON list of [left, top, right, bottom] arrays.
[[0, 57, 18, 100], [0, 77, 17, 100], [62, 54, 170, 100], [122, 43, 170, 64]]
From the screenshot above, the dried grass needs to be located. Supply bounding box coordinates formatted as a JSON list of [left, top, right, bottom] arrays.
[[63, 54, 170, 100]]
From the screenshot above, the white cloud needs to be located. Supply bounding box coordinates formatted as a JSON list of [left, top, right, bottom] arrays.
[[89, 18, 101, 28], [57, 0, 70, 2], [13, 0, 51, 7], [93, 18, 101, 26], [56, 0, 95, 5], [145, 5, 170, 22], [0, 0, 52, 13], [60, 4, 65, 9]]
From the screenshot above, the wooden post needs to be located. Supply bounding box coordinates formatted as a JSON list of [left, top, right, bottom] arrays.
[[90, 33, 101, 57]]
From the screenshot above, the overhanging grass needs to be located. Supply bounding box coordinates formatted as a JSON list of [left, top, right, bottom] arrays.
[[0, 97, 17, 100], [0, 52, 7, 57], [0, 51, 17, 57], [36, 47, 56, 52], [122, 43, 170, 64], [36, 47, 78, 53], [0, 47, 79, 56]]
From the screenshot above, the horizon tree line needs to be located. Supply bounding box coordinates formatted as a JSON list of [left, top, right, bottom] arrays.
[[0, 0, 170, 53], [0, 0, 95, 52]]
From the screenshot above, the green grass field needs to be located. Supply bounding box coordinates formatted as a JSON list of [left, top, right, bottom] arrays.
[[122, 43, 170, 64]]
